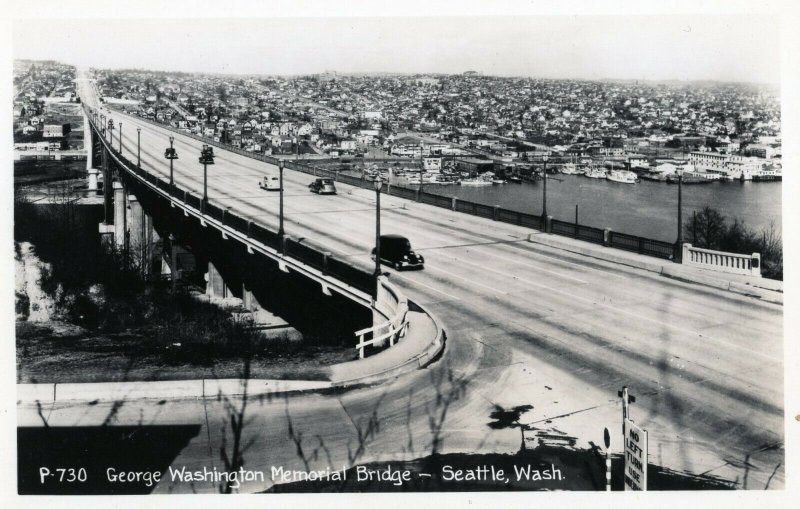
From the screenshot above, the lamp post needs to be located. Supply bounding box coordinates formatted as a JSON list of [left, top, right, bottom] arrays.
[[119, 122, 123, 153], [137, 127, 141, 168], [373, 176, 383, 297], [164, 136, 178, 186], [278, 161, 285, 237], [675, 167, 684, 262], [542, 154, 549, 218], [199, 144, 215, 204]]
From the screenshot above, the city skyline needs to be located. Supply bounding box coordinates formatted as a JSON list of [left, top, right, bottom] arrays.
[[13, 15, 781, 84]]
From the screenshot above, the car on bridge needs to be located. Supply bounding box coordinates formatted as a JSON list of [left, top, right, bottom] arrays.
[[372, 234, 425, 271], [259, 175, 281, 191], [308, 178, 337, 195]]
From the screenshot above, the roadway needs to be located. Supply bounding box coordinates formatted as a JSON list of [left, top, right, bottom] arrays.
[[19, 73, 784, 492]]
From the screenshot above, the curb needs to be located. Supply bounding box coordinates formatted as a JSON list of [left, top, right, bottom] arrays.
[[526, 232, 665, 273], [330, 302, 445, 389], [17, 302, 445, 404], [660, 265, 783, 305], [526, 233, 783, 305]]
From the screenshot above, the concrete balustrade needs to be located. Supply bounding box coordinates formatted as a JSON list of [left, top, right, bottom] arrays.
[[355, 277, 410, 359], [682, 243, 761, 277]]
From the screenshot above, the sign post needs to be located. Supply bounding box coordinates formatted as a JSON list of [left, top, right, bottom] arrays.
[[619, 386, 647, 491]]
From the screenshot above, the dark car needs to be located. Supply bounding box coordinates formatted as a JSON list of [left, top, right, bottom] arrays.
[[309, 178, 337, 195], [371, 234, 424, 271]]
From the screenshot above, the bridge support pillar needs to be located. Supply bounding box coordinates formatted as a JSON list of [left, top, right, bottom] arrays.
[[87, 168, 99, 192], [113, 181, 126, 251], [101, 147, 113, 224], [84, 114, 93, 172], [243, 285, 261, 311], [241, 257, 260, 311], [98, 222, 114, 250], [162, 234, 178, 290], [126, 194, 157, 277], [206, 261, 229, 299]]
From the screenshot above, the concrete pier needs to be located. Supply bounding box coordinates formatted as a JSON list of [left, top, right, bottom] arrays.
[[88, 168, 99, 192], [113, 181, 126, 250], [206, 261, 229, 299]]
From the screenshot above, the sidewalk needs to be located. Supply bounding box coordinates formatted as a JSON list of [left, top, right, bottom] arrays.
[[526, 231, 783, 305]]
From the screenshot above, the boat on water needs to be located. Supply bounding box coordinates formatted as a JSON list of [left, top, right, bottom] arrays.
[[606, 170, 638, 184], [460, 178, 493, 186], [508, 175, 522, 183], [408, 173, 456, 185], [666, 174, 713, 185], [584, 167, 607, 179], [560, 163, 583, 175], [640, 173, 667, 182], [492, 179, 506, 184]]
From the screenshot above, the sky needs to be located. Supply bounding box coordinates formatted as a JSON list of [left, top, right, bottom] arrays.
[[12, 15, 781, 83]]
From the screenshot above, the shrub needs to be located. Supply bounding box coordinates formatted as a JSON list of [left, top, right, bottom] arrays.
[[684, 206, 782, 280]]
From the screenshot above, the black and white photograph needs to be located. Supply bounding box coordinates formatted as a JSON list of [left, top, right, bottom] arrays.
[[4, 0, 797, 504]]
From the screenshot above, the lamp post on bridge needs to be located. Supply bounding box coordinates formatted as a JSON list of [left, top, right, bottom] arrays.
[[199, 144, 215, 205], [542, 154, 549, 219], [278, 161, 285, 237], [137, 127, 141, 168], [119, 122, 123, 154], [675, 167, 684, 263], [164, 136, 178, 187], [373, 176, 383, 298]]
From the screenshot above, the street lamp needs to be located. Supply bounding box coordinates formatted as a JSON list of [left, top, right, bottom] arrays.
[[675, 166, 684, 262], [137, 127, 141, 168], [278, 161, 285, 237], [542, 154, 549, 219], [199, 144, 215, 204], [373, 176, 383, 297], [164, 136, 178, 186], [119, 122, 123, 153]]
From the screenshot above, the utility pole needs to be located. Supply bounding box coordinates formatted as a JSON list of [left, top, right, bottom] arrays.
[[278, 161, 285, 237], [137, 127, 141, 168]]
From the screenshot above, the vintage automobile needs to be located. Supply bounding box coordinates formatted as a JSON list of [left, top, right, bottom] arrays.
[[308, 178, 337, 195], [371, 234, 425, 271], [259, 175, 281, 191]]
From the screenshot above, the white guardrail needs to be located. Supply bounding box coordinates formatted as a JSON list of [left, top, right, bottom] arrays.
[[682, 243, 761, 277], [354, 277, 410, 359]]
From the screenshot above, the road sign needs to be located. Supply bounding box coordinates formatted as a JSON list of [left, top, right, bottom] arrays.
[[623, 418, 648, 491]]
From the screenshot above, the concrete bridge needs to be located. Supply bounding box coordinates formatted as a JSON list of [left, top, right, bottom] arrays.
[[16, 72, 784, 492]]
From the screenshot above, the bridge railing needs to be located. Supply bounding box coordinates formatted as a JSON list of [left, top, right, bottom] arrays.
[[85, 109, 378, 300], [101, 108, 681, 261], [354, 277, 409, 359], [682, 243, 761, 277], [609, 231, 676, 259]]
